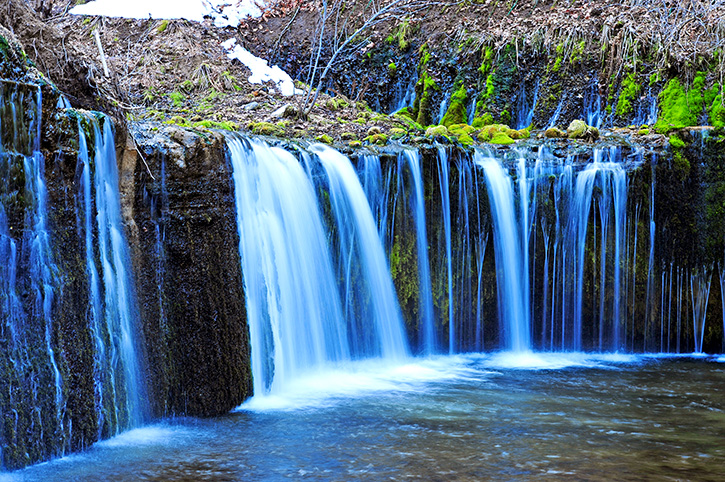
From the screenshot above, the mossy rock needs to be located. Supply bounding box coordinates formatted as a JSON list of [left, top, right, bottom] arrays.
[[315, 134, 334, 144], [425, 125, 450, 139], [566, 120, 599, 141], [457, 132, 475, 146], [567, 119, 588, 138], [489, 132, 515, 145], [638, 128, 650, 136], [448, 123, 475, 136], [365, 133, 388, 145], [349, 140, 362, 148], [389, 128, 407, 139], [341, 132, 357, 140], [367, 126, 382, 136], [249, 121, 284, 136]]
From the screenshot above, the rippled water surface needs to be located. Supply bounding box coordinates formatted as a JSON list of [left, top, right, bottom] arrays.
[[7, 354, 725, 481]]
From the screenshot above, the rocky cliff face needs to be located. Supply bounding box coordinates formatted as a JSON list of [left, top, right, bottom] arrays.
[[128, 123, 252, 418]]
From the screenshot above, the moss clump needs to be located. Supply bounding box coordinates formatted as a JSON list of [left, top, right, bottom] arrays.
[[457, 132, 474, 146], [388, 62, 397, 75], [471, 113, 494, 128], [248, 121, 284, 136], [169, 91, 185, 107], [389, 127, 406, 139], [415, 72, 440, 126], [478, 46, 494, 77], [340, 132, 357, 140], [567, 119, 588, 138], [425, 125, 450, 140], [448, 123, 475, 136], [316, 134, 334, 144], [477, 124, 518, 144], [616, 72, 642, 117], [365, 133, 388, 145], [326, 97, 348, 111], [708, 92, 725, 128], [490, 132, 515, 144], [668, 133, 687, 148], [655, 75, 708, 133], [545, 127, 567, 138], [638, 128, 650, 135], [349, 140, 362, 148], [441, 83, 468, 127], [566, 119, 599, 140], [193, 119, 238, 131]]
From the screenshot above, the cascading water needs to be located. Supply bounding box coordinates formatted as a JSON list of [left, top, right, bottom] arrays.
[[437, 147, 455, 352], [690, 267, 713, 353], [312, 144, 410, 361], [475, 149, 531, 352], [76, 114, 145, 433], [515, 79, 539, 130], [227, 137, 409, 396], [399, 150, 436, 354]]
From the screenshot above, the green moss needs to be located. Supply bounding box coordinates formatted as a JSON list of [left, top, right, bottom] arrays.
[[490, 132, 515, 144], [570, 40, 586, 65], [157, 20, 169, 33], [349, 140, 362, 148], [638, 128, 650, 135], [616, 72, 642, 117], [710, 94, 725, 128], [478, 46, 494, 77], [169, 91, 185, 107], [424, 125, 450, 139], [457, 132, 474, 146], [248, 121, 284, 136], [655, 74, 707, 133], [440, 83, 468, 127], [669, 134, 686, 148], [389, 127, 407, 139], [365, 133, 388, 145], [649, 72, 660, 86], [472, 113, 494, 128], [192, 119, 238, 131], [419, 43, 431, 67], [415, 72, 440, 126], [388, 61, 397, 75], [340, 132, 357, 140], [315, 134, 334, 144], [500, 109, 511, 126]]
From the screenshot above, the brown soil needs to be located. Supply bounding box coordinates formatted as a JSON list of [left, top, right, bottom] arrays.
[[2, 0, 723, 144]]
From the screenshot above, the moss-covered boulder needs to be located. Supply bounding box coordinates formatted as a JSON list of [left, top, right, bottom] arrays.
[[567, 119, 599, 141], [425, 125, 451, 140]]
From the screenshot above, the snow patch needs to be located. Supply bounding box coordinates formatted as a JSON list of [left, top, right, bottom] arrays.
[[221, 38, 301, 97], [70, 0, 266, 27]]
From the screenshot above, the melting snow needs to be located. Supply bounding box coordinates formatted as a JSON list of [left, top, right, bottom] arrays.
[[70, 0, 267, 28], [222, 38, 301, 96]]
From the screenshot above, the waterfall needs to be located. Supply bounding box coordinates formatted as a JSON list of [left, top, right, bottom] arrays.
[[77, 115, 145, 432], [312, 144, 410, 360], [515, 79, 539, 130], [228, 137, 409, 396], [400, 150, 436, 354], [475, 150, 531, 352], [437, 147, 455, 352], [690, 267, 713, 353]]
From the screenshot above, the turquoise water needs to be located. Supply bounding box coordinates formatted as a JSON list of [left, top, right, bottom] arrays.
[[7, 354, 725, 481]]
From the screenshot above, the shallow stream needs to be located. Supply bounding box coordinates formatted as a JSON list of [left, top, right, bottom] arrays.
[[7, 354, 725, 481]]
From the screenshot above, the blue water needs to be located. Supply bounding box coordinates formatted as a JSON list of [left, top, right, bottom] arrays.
[[8, 354, 725, 481]]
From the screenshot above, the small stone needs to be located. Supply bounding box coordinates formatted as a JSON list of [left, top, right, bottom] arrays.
[[367, 126, 382, 136], [271, 103, 291, 118], [241, 102, 259, 111]]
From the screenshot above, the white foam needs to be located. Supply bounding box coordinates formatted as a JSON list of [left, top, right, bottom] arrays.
[[94, 425, 188, 448], [238, 356, 478, 412], [482, 351, 638, 370]]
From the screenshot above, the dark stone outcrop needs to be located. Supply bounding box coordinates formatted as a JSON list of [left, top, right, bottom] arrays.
[[128, 123, 252, 417]]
